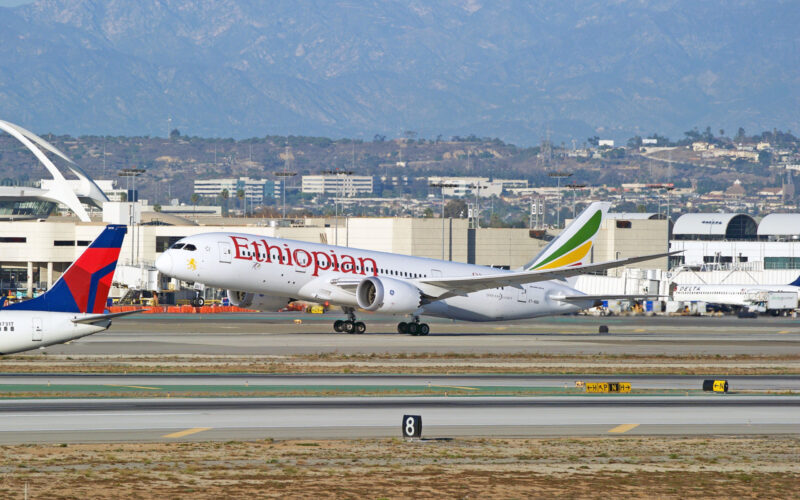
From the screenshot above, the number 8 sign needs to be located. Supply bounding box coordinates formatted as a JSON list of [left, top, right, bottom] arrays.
[[402, 415, 422, 438]]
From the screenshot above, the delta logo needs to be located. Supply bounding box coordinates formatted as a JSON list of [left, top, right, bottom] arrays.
[[230, 236, 378, 277]]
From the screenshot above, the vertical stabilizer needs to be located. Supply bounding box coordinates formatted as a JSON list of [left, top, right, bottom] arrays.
[[523, 202, 610, 271], [6, 225, 127, 313]]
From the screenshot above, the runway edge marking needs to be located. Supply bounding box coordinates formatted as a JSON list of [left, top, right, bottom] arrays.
[[608, 423, 640, 434], [163, 427, 212, 439]]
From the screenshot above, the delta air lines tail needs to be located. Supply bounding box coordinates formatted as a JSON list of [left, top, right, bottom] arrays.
[[6, 225, 126, 314], [0, 224, 139, 355]]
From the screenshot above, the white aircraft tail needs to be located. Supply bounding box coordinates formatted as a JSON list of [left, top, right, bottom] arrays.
[[522, 202, 610, 271]]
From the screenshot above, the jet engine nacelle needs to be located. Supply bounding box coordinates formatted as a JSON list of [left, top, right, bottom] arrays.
[[356, 276, 422, 314], [226, 290, 291, 312]]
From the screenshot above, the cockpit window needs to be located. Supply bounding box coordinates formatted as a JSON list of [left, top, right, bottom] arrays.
[[170, 243, 185, 250], [183, 244, 197, 251]]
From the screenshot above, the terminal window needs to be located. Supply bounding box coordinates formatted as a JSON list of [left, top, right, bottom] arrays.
[[765, 257, 800, 269]]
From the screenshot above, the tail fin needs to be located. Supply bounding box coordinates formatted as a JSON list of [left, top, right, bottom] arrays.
[[522, 202, 610, 271], [7, 225, 126, 313], [789, 275, 800, 287]]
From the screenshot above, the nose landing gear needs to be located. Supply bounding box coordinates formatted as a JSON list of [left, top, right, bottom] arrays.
[[333, 307, 366, 334], [398, 319, 429, 336]]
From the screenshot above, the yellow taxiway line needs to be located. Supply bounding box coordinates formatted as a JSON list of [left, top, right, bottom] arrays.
[[105, 384, 162, 390], [429, 384, 479, 391], [163, 427, 212, 439], [608, 423, 640, 434]]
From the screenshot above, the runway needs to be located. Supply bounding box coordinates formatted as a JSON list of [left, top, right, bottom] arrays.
[[32, 313, 800, 356], [0, 395, 796, 444], [1, 374, 799, 391], [4, 315, 800, 444]]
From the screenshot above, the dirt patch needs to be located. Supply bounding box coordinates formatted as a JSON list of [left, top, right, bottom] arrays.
[[0, 436, 796, 498]]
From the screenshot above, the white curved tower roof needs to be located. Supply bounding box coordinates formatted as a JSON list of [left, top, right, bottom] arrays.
[[0, 119, 108, 222]]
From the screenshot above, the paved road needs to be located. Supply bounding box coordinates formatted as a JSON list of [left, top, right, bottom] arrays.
[[30, 313, 800, 356], [0, 396, 796, 444], [1, 374, 798, 391]]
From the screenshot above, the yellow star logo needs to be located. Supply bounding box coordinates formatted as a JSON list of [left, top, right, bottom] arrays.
[[187, 258, 197, 271]]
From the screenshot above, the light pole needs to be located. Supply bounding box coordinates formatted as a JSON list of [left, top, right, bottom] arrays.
[[274, 145, 297, 219], [429, 182, 460, 260], [548, 171, 572, 228], [273, 172, 297, 219], [118, 168, 145, 265], [323, 169, 353, 246], [566, 183, 587, 218]]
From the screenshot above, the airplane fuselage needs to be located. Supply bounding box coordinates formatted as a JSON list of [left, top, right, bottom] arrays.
[[158, 233, 592, 321], [673, 283, 799, 308], [0, 310, 108, 355]]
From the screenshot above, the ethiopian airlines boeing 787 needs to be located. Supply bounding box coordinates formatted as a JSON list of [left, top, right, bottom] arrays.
[[155, 202, 670, 335]]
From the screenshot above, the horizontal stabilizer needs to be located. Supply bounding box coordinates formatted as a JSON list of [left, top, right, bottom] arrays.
[[71, 309, 144, 325]]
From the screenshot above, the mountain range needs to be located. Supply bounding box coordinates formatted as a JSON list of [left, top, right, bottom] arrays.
[[0, 0, 797, 145]]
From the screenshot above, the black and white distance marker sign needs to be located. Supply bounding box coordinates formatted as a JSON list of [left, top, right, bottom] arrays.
[[402, 415, 422, 438]]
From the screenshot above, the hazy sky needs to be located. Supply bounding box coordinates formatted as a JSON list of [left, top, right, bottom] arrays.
[[0, 0, 32, 6]]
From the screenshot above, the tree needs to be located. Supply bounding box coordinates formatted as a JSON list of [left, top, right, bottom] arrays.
[[190, 193, 199, 213], [169, 128, 181, 140], [443, 199, 468, 218], [422, 207, 434, 218], [735, 127, 746, 142], [587, 136, 599, 147], [236, 188, 245, 213], [627, 136, 643, 148], [220, 189, 229, 216], [759, 150, 772, 166]]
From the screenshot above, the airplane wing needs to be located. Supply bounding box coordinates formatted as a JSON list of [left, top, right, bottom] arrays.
[[415, 251, 679, 300], [71, 309, 144, 325], [551, 294, 666, 303]]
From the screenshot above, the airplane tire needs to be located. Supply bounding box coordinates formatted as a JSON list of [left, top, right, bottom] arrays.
[[419, 323, 430, 335], [343, 321, 355, 334], [333, 320, 344, 332], [408, 322, 419, 335], [397, 322, 408, 334], [196, 297, 205, 307], [355, 321, 366, 334], [599, 325, 609, 334]]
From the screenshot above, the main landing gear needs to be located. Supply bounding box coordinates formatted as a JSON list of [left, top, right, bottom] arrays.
[[397, 319, 430, 336], [333, 307, 366, 334]]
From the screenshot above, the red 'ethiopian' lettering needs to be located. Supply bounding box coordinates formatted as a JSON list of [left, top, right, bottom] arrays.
[[311, 251, 331, 276], [230, 236, 251, 260], [230, 237, 381, 277], [293, 248, 311, 268], [340, 254, 356, 273]]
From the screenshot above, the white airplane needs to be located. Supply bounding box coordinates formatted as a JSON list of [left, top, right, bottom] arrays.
[[0, 224, 138, 354], [672, 277, 800, 312], [155, 202, 670, 335]]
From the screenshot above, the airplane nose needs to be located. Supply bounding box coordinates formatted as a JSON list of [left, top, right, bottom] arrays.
[[155, 252, 173, 276]]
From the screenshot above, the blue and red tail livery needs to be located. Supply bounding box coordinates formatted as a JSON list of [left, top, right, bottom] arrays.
[[7, 225, 126, 313]]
